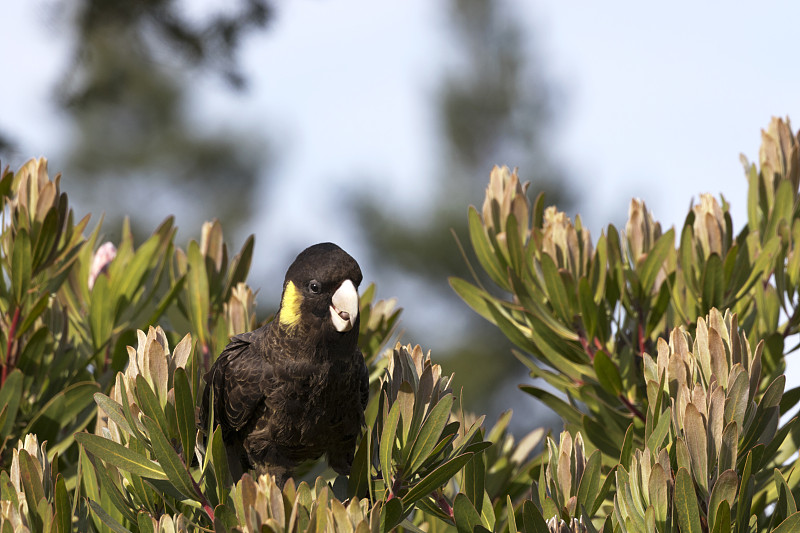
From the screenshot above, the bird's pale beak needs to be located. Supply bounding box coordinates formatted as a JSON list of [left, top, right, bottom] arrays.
[[330, 279, 358, 332]]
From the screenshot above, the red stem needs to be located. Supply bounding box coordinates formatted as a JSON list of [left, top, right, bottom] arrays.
[[432, 490, 453, 519], [619, 394, 646, 422], [637, 322, 645, 357], [1, 307, 21, 386], [579, 335, 594, 360], [191, 476, 215, 522]]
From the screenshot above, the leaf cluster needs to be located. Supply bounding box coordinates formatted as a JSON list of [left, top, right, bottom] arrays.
[[452, 117, 800, 531], [4, 115, 800, 532]]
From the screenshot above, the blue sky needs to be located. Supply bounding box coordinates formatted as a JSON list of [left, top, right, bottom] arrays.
[[3, 1, 800, 386], [5, 1, 800, 257]]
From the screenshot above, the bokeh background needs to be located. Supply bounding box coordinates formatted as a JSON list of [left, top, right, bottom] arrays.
[[3, 0, 800, 432]]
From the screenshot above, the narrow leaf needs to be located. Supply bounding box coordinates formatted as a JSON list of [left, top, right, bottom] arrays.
[[463, 454, 485, 514], [521, 500, 549, 533], [75, 433, 168, 480], [380, 400, 401, 488], [87, 499, 132, 533], [454, 493, 482, 533], [402, 453, 473, 505], [173, 368, 196, 471], [406, 394, 454, 475], [143, 416, 197, 501], [675, 468, 702, 533]]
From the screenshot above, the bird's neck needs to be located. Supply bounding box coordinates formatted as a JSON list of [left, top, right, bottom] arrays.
[[274, 321, 359, 360]]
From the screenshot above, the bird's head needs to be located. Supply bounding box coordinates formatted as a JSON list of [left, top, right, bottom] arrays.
[[278, 243, 363, 339]]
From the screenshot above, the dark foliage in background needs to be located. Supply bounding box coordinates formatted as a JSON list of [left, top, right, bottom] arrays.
[[356, 0, 573, 421], [2, 0, 274, 236]]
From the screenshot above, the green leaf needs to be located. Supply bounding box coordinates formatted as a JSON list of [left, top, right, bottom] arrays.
[[576, 450, 602, 514], [507, 495, 518, 533], [173, 368, 196, 470], [115, 231, 162, 305], [0, 369, 23, 439], [142, 415, 197, 501], [224, 235, 254, 298], [380, 399, 401, 488], [708, 470, 738, 533], [210, 425, 232, 502], [75, 432, 168, 480], [649, 464, 668, 532], [90, 457, 138, 525], [116, 374, 148, 444], [521, 500, 549, 533], [701, 253, 725, 311], [24, 381, 100, 440], [675, 468, 702, 533], [582, 415, 624, 460], [449, 277, 496, 327], [519, 386, 582, 426], [12, 228, 32, 304], [87, 499, 132, 533], [135, 375, 169, 438], [639, 228, 674, 292], [54, 474, 72, 533], [762, 374, 786, 410], [79, 447, 100, 519], [735, 451, 754, 533], [88, 272, 113, 351], [719, 422, 738, 475], [578, 277, 598, 340], [645, 407, 671, 453], [772, 468, 797, 528], [539, 253, 572, 323], [505, 214, 525, 276], [348, 431, 371, 499], [468, 206, 507, 288], [137, 512, 155, 533], [32, 208, 59, 273], [380, 497, 404, 532], [454, 493, 482, 533], [684, 403, 708, 498], [593, 350, 622, 395], [734, 236, 780, 300], [18, 450, 45, 514], [398, 381, 416, 450], [402, 453, 474, 505], [780, 385, 800, 416], [213, 503, 238, 532], [711, 501, 731, 533], [463, 454, 485, 514], [0, 168, 13, 198], [187, 240, 210, 345], [406, 394, 454, 475], [765, 178, 794, 238], [773, 512, 800, 533]]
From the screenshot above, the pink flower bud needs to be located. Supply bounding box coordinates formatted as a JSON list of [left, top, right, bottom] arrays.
[[88, 241, 117, 290]]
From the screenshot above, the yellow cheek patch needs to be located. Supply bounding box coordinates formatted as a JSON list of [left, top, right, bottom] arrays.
[[279, 281, 303, 329]]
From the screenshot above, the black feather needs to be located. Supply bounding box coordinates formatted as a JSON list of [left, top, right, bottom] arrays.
[[199, 243, 368, 486]]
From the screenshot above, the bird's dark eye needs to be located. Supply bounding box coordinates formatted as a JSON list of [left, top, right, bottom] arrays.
[[308, 280, 321, 294]]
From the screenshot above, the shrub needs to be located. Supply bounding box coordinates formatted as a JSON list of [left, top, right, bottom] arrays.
[[1, 117, 800, 532]]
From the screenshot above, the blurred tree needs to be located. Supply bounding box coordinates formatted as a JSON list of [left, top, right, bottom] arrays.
[[357, 0, 574, 427], [56, 0, 273, 236]]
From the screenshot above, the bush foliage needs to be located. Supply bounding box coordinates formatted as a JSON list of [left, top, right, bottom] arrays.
[[2, 117, 800, 532]]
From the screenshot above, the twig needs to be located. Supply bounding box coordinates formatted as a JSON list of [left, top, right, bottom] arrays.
[[619, 394, 646, 422]]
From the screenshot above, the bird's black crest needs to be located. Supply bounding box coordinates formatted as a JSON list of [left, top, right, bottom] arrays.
[[284, 242, 362, 288]]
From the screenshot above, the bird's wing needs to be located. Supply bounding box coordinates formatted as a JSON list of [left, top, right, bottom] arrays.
[[206, 331, 273, 433]]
